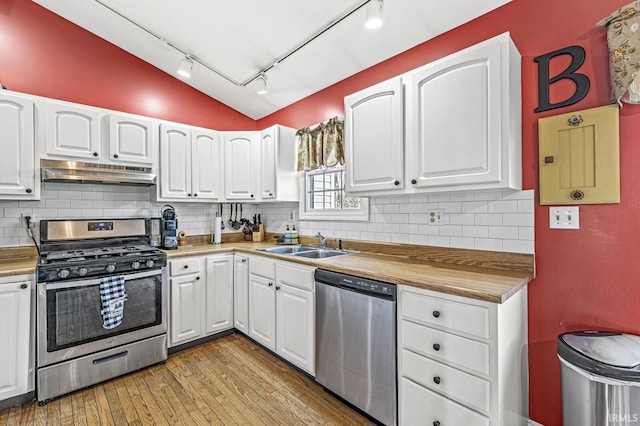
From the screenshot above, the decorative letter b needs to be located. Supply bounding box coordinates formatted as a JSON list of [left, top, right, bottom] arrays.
[[534, 46, 590, 113]]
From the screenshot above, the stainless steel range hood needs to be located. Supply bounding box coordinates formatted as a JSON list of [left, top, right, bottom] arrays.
[[41, 159, 156, 186]]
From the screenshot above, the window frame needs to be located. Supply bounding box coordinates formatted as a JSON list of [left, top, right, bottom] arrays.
[[298, 166, 369, 221]]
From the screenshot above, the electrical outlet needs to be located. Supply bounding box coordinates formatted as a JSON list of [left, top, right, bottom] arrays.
[[20, 213, 29, 228], [289, 210, 295, 221], [549, 206, 579, 229], [427, 209, 445, 225]]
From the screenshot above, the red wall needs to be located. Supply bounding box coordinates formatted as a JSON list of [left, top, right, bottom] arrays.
[[4, 0, 640, 424], [0, 0, 255, 130], [259, 1, 640, 425]]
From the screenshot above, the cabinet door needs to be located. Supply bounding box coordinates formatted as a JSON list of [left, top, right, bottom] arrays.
[[160, 124, 192, 199], [205, 255, 234, 334], [46, 101, 101, 159], [0, 93, 36, 199], [233, 255, 249, 334], [259, 127, 277, 200], [0, 281, 31, 402], [169, 274, 203, 346], [192, 129, 224, 201], [276, 283, 314, 374], [224, 133, 257, 201], [108, 113, 154, 165], [406, 37, 502, 189], [248, 274, 276, 350], [345, 77, 405, 194], [538, 105, 620, 205]]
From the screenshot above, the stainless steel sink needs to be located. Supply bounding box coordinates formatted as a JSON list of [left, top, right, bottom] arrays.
[[291, 249, 354, 259], [257, 245, 319, 254], [257, 245, 356, 259]]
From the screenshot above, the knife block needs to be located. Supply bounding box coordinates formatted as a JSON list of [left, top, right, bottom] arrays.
[[252, 224, 264, 242]]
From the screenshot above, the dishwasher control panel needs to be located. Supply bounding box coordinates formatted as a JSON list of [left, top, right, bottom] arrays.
[[315, 269, 396, 299]]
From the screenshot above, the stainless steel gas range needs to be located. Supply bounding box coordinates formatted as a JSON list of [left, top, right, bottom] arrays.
[[35, 218, 168, 404]]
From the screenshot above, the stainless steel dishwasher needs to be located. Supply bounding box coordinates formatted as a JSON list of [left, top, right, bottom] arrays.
[[315, 269, 397, 426]]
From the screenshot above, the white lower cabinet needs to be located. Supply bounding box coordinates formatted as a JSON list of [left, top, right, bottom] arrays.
[[233, 254, 249, 334], [168, 254, 233, 347], [398, 285, 528, 426], [249, 255, 315, 375], [275, 262, 315, 374], [205, 254, 234, 334], [0, 277, 32, 403]]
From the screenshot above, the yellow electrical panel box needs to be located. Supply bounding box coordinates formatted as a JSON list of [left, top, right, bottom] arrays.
[[538, 104, 620, 205]]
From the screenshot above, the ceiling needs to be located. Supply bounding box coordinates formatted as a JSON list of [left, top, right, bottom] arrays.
[[33, 0, 510, 120]]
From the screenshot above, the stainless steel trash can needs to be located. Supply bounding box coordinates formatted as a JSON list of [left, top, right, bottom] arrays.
[[558, 331, 640, 426]]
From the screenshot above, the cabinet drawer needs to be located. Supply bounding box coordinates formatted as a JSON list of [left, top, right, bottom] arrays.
[[401, 290, 490, 340], [400, 377, 489, 426], [169, 258, 201, 276], [401, 320, 489, 376], [250, 257, 276, 280], [401, 348, 490, 414], [276, 262, 314, 291]]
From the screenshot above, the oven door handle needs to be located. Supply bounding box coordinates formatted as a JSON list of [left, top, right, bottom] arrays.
[[43, 269, 162, 290]]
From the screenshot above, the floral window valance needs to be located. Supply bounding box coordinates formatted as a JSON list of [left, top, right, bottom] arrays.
[[296, 116, 345, 171], [598, 1, 640, 106]]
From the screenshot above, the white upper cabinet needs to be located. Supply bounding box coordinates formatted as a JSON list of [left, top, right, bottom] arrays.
[[258, 125, 298, 202], [45, 101, 101, 159], [159, 123, 223, 201], [43, 99, 158, 168], [406, 33, 521, 191], [0, 92, 38, 200], [224, 132, 258, 201], [107, 113, 154, 165], [345, 77, 404, 194], [192, 129, 224, 201], [160, 124, 191, 199], [344, 32, 521, 196]]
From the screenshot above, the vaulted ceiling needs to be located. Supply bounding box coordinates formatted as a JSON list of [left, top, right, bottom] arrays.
[[33, 0, 511, 119]]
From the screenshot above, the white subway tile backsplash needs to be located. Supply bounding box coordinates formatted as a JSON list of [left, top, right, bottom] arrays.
[[503, 239, 535, 254], [488, 200, 519, 213], [439, 202, 462, 214], [503, 213, 534, 227], [450, 237, 475, 249], [475, 238, 503, 251], [461, 202, 488, 214], [0, 183, 534, 255], [489, 226, 519, 240], [463, 225, 489, 238], [449, 214, 475, 225]]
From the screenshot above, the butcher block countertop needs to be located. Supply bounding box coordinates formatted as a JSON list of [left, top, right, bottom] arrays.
[[166, 235, 535, 304], [0, 236, 534, 303], [0, 247, 38, 278]]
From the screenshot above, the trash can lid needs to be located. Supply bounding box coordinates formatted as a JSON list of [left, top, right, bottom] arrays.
[[558, 330, 640, 381]]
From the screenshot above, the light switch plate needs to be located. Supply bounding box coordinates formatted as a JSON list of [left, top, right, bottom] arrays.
[[549, 206, 579, 229]]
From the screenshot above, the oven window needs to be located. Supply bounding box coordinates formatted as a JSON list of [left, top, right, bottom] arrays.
[[46, 274, 162, 352]]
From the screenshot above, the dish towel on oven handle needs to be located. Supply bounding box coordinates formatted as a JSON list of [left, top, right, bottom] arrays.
[[99, 275, 128, 329]]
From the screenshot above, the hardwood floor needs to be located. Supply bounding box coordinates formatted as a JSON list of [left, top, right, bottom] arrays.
[[0, 334, 375, 425]]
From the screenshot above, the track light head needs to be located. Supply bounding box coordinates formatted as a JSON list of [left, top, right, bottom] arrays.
[[365, 0, 384, 29], [177, 56, 193, 78], [256, 74, 268, 95]]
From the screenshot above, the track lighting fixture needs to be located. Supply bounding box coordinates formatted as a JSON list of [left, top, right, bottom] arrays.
[[177, 56, 193, 78], [365, 0, 384, 29], [256, 74, 268, 95]]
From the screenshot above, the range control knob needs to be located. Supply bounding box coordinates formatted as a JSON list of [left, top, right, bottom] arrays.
[[131, 261, 141, 270], [105, 264, 116, 273], [146, 259, 155, 268], [78, 267, 88, 277], [58, 269, 70, 279]]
